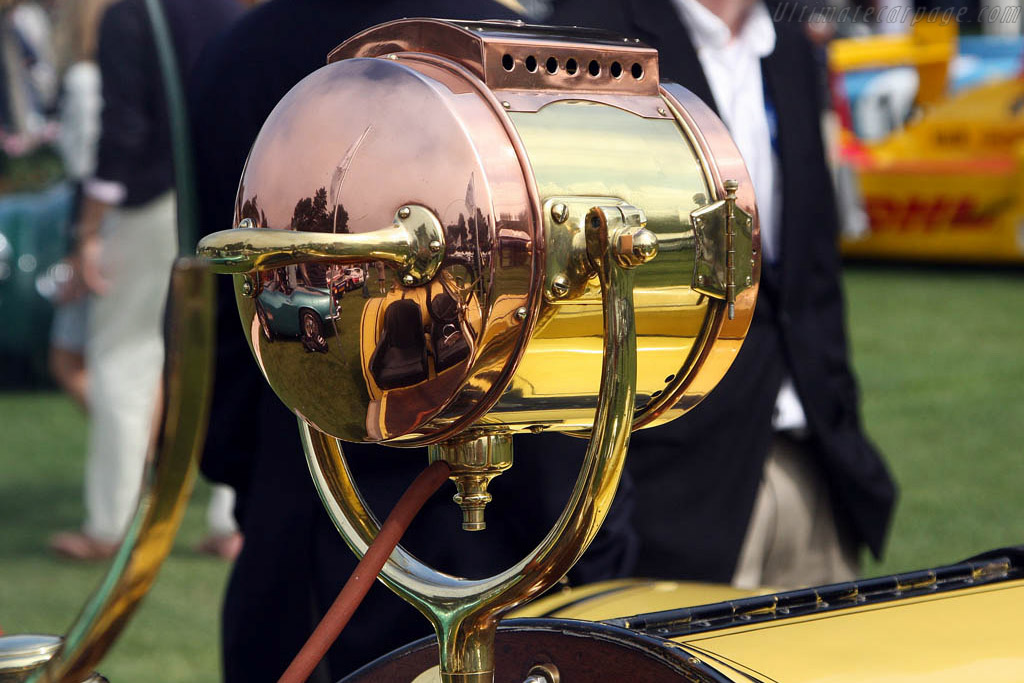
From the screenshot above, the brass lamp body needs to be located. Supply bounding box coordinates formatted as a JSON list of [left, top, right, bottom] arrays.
[[194, 19, 761, 682], [1, 18, 760, 683], [199, 19, 759, 446]]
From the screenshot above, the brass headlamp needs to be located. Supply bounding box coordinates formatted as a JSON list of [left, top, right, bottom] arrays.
[[200, 19, 758, 449], [3, 18, 759, 683], [195, 19, 759, 682]]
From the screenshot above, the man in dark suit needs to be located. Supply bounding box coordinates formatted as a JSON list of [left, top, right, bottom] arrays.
[[550, 0, 897, 587], [188, 2, 637, 680]]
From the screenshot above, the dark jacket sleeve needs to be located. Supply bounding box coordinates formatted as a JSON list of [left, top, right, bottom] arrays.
[[93, 1, 153, 191]]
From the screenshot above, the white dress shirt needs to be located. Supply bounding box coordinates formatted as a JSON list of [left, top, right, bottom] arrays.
[[671, 0, 807, 432]]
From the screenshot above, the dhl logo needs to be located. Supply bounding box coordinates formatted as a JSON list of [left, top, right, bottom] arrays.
[[863, 196, 1005, 232]]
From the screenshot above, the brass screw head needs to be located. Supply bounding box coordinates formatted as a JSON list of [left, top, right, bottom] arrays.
[[550, 275, 570, 298], [657, 107, 668, 116], [397, 206, 412, 220], [746, 275, 753, 286], [697, 274, 705, 285], [402, 274, 415, 286], [514, 306, 528, 321], [240, 275, 255, 297], [550, 203, 569, 224], [238, 217, 255, 229], [502, 101, 511, 109], [429, 240, 442, 253]]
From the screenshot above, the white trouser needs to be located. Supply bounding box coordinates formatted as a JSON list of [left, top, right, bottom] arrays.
[[207, 484, 239, 537], [83, 192, 177, 542]]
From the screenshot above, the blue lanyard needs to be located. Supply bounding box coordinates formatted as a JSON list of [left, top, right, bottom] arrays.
[[764, 77, 779, 155]]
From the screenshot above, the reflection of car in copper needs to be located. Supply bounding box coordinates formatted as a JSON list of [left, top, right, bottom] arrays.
[[255, 281, 337, 353], [329, 265, 365, 295]]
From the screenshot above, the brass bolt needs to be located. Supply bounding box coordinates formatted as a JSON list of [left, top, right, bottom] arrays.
[[502, 101, 511, 109], [657, 107, 667, 116], [629, 228, 659, 263], [526, 663, 561, 683], [238, 217, 255, 229], [397, 206, 411, 219], [550, 275, 570, 298], [550, 203, 569, 224], [614, 227, 659, 268], [240, 275, 255, 297], [514, 307, 528, 321], [402, 274, 415, 286], [745, 275, 753, 286], [697, 274, 705, 285], [429, 240, 443, 253]]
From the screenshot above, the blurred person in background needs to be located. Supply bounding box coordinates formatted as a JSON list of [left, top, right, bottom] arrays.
[[0, 1, 57, 153], [48, 0, 244, 561], [189, 1, 639, 680], [550, 0, 897, 589], [46, 0, 117, 412]]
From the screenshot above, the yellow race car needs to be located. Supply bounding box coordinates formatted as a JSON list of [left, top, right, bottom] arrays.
[[831, 22, 1024, 263], [342, 547, 1024, 681]]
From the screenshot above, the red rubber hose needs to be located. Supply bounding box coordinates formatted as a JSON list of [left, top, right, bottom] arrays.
[[277, 460, 451, 683]]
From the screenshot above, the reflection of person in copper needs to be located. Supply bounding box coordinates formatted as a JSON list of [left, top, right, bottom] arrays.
[[189, 2, 638, 680], [550, 0, 896, 588], [361, 262, 371, 299], [374, 260, 386, 295]]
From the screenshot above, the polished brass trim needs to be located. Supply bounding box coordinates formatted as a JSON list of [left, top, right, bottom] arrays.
[[197, 205, 445, 286], [0, 635, 61, 682], [328, 19, 660, 96], [428, 434, 514, 531], [27, 259, 215, 683], [540, 197, 656, 299], [691, 179, 754, 319], [302, 213, 644, 682]]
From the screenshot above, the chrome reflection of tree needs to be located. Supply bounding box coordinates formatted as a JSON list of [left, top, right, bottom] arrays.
[[235, 181, 268, 227], [238, 194, 268, 227], [298, 188, 328, 229]]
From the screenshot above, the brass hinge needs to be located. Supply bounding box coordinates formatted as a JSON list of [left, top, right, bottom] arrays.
[[690, 179, 755, 319]]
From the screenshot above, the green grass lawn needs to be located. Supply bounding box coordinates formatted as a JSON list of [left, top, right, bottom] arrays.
[[1, 264, 1022, 681], [0, 393, 231, 682], [845, 265, 1024, 574]]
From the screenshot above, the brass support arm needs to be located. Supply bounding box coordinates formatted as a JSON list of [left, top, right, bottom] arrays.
[[196, 204, 446, 286], [301, 204, 651, 682]]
